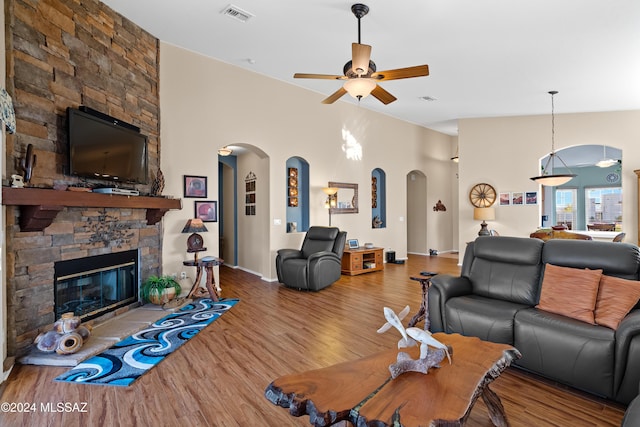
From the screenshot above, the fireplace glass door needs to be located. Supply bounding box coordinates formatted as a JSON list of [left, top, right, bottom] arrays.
[[54, 250, 138, 320]]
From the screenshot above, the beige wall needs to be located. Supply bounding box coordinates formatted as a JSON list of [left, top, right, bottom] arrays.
[[458, 111, 640, 252], [159, 42, 456, 280]]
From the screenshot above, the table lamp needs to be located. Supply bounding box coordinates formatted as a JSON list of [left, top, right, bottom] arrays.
[[473, 207, 495, 236], [182, 218, 208, 262]]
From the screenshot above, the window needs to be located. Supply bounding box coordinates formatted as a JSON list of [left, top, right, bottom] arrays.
[[585, 187, 622, 230], [555, 188, 577, 229]]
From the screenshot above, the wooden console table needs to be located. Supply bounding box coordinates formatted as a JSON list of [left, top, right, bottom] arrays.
[[265, 333, 521, 427], [341, 247, 384, 275], [2, 187, 181, 231]]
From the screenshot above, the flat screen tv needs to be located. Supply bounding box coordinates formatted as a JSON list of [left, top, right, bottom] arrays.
[[67, 107, 148, 185]]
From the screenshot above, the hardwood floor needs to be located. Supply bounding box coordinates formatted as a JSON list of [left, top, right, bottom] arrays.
[[0, 255, 626, 426]]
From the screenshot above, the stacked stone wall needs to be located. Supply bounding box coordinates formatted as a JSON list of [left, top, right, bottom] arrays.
[[4, 0, 161, 356]]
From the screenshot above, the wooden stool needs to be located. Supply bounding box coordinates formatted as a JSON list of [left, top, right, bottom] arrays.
[[183, 257, 223, 301]]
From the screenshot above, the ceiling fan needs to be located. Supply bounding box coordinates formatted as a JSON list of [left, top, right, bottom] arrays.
[[293, 3, 429, 105]]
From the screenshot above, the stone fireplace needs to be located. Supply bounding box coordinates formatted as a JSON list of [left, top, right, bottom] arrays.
[[54, 249, 139, 322], [4, 204, 166, 356], [3, 0, 165, 357]]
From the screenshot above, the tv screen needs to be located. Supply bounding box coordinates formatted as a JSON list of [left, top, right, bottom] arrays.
[[68, 107, 148, 185]]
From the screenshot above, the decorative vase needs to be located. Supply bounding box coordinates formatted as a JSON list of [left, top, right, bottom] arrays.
[[54, 312, 81, 333]]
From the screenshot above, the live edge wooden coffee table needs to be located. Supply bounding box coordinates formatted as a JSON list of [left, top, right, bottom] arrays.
[[265, 333, 521, 427]]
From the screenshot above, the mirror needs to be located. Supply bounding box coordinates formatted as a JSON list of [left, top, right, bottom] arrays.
[[329, 182, 358, 214]]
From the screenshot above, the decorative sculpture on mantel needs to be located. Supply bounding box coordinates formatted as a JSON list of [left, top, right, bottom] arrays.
[[377, 306, 452, 379], [19, 143, 37, 184]]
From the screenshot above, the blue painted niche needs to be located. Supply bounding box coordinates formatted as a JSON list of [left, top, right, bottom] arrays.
[[372, 168, 386, 228], [286, 157, 309, 232]]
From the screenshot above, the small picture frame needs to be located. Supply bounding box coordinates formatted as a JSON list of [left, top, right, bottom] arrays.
[[511, 192, 524, 206], [348, 239, 359, 249], [499, 192, 511, 206], [525, 191, 538, 205], [194, 201, 217, 222], [184, 175, 207, 198]]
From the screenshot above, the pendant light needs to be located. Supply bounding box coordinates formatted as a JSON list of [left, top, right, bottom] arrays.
[[530, 91, 576, 186], [595, 145, 617, 168]]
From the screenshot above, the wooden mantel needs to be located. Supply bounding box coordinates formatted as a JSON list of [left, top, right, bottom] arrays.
[[2, 187, 182, 231]]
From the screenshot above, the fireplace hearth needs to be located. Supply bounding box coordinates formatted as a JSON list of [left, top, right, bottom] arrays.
[[54, 250, 140, 322]]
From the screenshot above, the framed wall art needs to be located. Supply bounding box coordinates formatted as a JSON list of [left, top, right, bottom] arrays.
[[195, 201, 217, 222], [184, 175, 207, 198], [499, 192, 511, 206], [525, 191, 538, 205], [511, 192, 524, 206]]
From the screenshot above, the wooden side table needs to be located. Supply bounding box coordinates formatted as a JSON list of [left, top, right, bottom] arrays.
[[183, 257, 223, 301], [408, 272, 437, 329]]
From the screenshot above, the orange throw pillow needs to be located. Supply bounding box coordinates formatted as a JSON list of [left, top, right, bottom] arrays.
[[536, 264, 603, 324], [595, 275, 640, 330]]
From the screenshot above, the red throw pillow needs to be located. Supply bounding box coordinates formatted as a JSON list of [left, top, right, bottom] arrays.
[[595, 275, 640, 330], [536, 264, 602, 324]]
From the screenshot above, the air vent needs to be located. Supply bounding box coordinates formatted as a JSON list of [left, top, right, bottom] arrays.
[[220, 4, 254, 22], [419, 96, 438, 102]]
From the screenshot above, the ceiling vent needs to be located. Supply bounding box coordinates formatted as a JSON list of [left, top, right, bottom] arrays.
[[220, 4, 254, 23]]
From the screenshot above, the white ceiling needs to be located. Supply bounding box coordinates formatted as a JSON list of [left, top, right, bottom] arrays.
[[102, 0, 640, 136]]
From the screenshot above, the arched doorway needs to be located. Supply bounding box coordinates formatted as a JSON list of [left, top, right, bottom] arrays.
[[406, 170, 427, 255], [218, 144, 271, 277]]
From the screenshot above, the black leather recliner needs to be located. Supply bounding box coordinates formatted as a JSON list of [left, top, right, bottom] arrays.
[[276, 226, 347, 291]]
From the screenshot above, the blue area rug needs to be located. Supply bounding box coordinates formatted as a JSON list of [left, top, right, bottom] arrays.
[[55, 298, 239, 386]]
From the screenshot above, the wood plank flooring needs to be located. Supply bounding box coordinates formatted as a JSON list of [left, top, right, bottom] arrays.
[[0, 254, 626, 426]]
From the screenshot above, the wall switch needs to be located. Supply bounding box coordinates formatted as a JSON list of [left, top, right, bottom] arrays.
[[274, 218, 282, 225]]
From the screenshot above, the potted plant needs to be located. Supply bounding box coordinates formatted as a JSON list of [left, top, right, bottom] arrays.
[[141, 275, 182, 305]]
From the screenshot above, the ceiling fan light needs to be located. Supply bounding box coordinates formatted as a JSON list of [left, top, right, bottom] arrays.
[[343, 78, 376, 99]]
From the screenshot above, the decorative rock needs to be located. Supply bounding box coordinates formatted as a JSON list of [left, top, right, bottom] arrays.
[[76, 325, 92, 340], [34, 330, 61, 353], [33, 312, 91, 355], [56, 332, 84, 355]]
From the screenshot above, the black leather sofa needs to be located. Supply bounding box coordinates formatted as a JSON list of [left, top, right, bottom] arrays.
[[429, 236, 640, 405], [623, 383, 640, 426]]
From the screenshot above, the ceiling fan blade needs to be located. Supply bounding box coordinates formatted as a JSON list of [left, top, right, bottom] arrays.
[[371, 65, 429, 81], [352, 43, 372, 76], [293, 73, 345, 80], [321, 87, 348, 104], [370, 85, 397, 105]]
